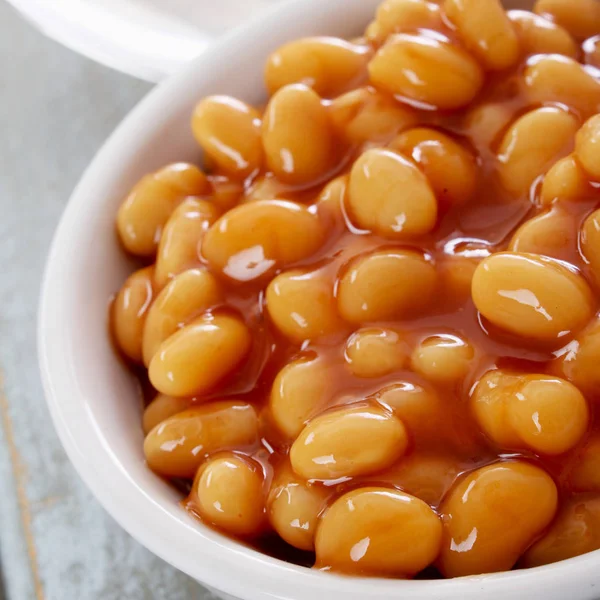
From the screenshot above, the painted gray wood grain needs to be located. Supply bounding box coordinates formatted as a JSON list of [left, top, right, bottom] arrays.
[[0, 3, 219, 598]]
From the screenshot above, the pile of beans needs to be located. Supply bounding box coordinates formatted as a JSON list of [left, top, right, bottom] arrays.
[[111, 0, 600, 579]]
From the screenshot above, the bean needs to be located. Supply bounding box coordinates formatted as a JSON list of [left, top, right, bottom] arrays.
[[472, 370, 589, 455], [112, 266, 155, 363], [154, 198, 219, 289], [189, 453, 265, 536], [347, 148, 438, 238], [265, 37, 372, 97], [496, 107, 578, 196], [192, 96, 262, 178], [338, 248, 437, 323], [117, 164, 209, 257], [443, 0, 519, 70], [290, 405, 408, 479], [142, 269, 222, 366], [315, 487, 442, 576], [471, 252, 594, 343], [148, 312, 251, 397], [269, 354, 333, 439], [438, 461, 558, 577], [202, 200, 324, 282], [143, 401, 258, 478], [369, 33, 484, 110], [262, 84, 334, 185]]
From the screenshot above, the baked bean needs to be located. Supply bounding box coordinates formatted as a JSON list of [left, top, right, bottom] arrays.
[[328, 87, 419, 145], [142, 269, 222, 366], [411, 333, 474, 383], [345, 328, 409, 378], [508, 10, 578, 58], [192, 96, 262, 178], [202, 200, 324, 282], [113, 266, 155, 363], [366, 0, 442, 44], [142, 394, 193, 435], [392, 453, 460, 505], [463, 101, 514, 150], [569, 436, 600, 492], [369, 33, 484, 110], [534, 0, 600, 41], [337, 249, 437, 323], [553, 317, 600, 395], [269, 354, 333, 439], [508, 207, 575, 259], [347, 148, 437, 237], [438, 254, 480, 308], [372, 381, 442, 440], [524, 55, 600, 119], [264, 37, 371, 97], [521, 495, 600, 568], [148, 312, 251, 397], [472, 370, 589, 455], [189, 453, 265, 536], [315, 175, 348, 229], [117, 164, 209, 257], [496, 107, 579, 196], [154, 199, 219, 289], [290, 405, 408, 479], [575, 114, 600, 181], [438, 461, 558, 577], [267, 460, 329, 550], [540, 154, 594, 205], [389, 127, 477, 209], [471, 252, 594, 343], [581, 209, 600, 282], [444, 0, 519, 71], [143, 401, 258, 478], [266, 269, 342, 343], [209, 176, 243, 211], [262, 84, 334, 185], [315, 488, 442, 576]]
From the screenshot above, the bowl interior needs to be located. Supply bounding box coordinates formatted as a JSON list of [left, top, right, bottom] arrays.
[[38, 0, 599, 598]]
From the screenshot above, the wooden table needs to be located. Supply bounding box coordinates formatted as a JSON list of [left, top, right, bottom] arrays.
[[0, 4, 213, 598]]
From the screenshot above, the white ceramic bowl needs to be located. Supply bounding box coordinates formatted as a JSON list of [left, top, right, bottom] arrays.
[[38, 0, 600, 598]]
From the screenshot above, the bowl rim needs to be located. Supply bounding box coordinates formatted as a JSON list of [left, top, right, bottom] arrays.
[[38, 0, 600, 597]]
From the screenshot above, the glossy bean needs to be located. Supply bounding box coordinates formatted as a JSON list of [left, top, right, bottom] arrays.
[[143, 401, 259, 478], [290, 405, 408, 479], [369, 33, 484, 110], [338, 249, 437, 323], [189, 453, 265, 536], [471, 370, 589, 455], [443, 0, 520, 70], [471, 252, 594, 343], [265, 37, 372, 97], [315, 488, 442, 576], [438, 461, 558, 577], [262, 84, 334, 185], [154, 198, 219, 289], [117, 164, 209, 257], [202, 200, 325, 282], [148, 312, 251, 397], [142, 269, 222, 366], [347, 148, 438, 238], [192, 96, 262, 178], [112, 266, 155, 363]]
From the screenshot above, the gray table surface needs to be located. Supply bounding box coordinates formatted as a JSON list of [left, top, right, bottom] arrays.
[[0, 2, 216, 598]]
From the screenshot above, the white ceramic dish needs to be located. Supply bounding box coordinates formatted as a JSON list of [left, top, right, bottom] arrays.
[[38, 0, 600, 598], [6, 0, 279, 81]]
